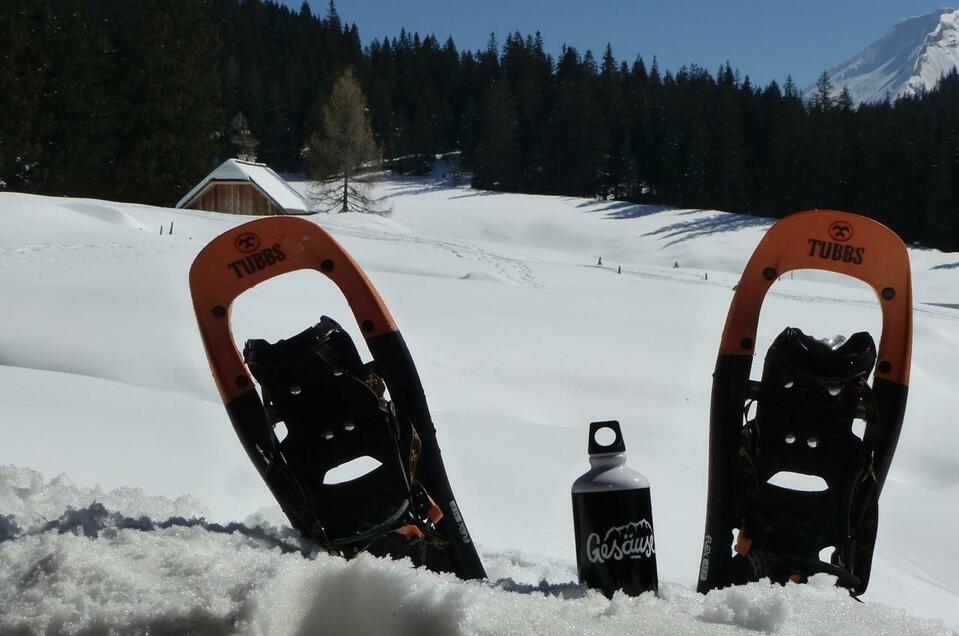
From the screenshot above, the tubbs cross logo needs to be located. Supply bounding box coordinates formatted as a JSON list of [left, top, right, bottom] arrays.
[[234, 233, 261, 254], [828, 221, 853, 242], [807, 219, 865, 265]]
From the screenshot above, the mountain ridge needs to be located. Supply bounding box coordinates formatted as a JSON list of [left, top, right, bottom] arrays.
[[805, 8, 959, 105]]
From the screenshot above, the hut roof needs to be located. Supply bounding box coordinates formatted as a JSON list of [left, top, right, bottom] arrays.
[[176, 159, 308, 213]]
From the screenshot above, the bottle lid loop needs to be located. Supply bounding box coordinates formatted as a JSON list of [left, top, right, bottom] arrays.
[[589, 420, 626, 455]]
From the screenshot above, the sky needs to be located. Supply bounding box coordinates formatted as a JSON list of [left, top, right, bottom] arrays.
[[291, 1, 952, 89]]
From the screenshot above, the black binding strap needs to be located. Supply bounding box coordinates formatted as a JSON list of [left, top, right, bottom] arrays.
[[242, 317, 443, 557], [733, 327, 878, 592]]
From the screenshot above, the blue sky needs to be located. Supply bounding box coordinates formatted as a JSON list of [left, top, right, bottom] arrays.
[[292, 1, 950, 88]]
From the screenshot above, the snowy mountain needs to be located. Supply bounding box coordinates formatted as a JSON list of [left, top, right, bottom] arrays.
[[806, 8, 959, 105], [2, 175, 959, 633]]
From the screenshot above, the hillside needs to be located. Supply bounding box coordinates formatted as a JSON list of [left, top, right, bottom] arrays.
[[1, 175, 958, 633]]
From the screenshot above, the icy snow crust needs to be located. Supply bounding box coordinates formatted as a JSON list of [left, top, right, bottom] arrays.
[[808, 8, 959, 105], [2, 175, 959, 632], [1, 467, 950, 635]]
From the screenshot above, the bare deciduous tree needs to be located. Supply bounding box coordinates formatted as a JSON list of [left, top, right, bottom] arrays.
[[307, 68, 388, 214], [228, 111, 258, 160]]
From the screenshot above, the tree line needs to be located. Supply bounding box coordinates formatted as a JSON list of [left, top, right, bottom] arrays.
[[2, 0, 959, 247]]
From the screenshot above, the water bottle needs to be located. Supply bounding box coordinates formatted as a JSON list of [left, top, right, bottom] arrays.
[[572, 420, 658, 597]]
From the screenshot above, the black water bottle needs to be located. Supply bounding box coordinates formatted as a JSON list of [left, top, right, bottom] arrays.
[[572, 420, 658, 597]]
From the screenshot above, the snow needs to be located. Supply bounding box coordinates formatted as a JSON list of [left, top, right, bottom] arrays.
[[805, 8, 959, 105], [1, 471, 950, 636], [908, 9, 959, 96], [2, 174, 959, 633], [176, 158, 309, 213]]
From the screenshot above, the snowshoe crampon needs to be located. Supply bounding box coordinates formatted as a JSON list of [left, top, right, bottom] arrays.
[[189, 216, 485, 580], [697, 210, 912, 596]]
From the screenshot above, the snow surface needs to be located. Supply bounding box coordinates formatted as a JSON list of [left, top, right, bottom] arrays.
[[2, 173, 959, 633], [806, 8, 959, 105]]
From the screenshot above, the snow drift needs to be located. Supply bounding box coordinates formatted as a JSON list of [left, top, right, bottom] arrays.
[[1, 467, 951, 635]]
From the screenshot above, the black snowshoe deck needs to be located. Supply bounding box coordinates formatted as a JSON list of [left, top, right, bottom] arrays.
[[698, 210, 912, 596], [189, 217, 486, 580], [733, 327, 878, 590], [244, 317, 444, 557]]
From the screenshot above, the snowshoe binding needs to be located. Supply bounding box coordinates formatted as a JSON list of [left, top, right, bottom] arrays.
[[189, 217, 486, 580], [698, 210, 912, 597]]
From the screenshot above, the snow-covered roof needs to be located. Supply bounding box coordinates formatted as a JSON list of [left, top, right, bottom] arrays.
[[176, 158, 308, 213]]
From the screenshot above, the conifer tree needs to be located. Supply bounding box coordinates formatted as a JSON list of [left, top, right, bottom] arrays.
[[11, 1, 959, 247], [325, 1, 341, 31], [112, 0, 222, 205], [716, 63, 746, 211], [0, 0, 45, 190], [32, 0, 121, 198], [598, 43, 628, 199], [812, 71, 834, 111], [473, 80, 517, 189]]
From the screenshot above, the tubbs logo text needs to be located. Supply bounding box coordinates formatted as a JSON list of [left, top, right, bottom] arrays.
[[807, 239, 864, 265], [227, 244, 286, 278], [586, 519, 655, 563]]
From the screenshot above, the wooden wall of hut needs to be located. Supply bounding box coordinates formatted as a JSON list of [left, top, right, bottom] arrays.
[[185, 181, 281, 215]]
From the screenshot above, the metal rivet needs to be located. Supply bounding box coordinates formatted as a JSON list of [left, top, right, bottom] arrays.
[[763, 267, 777, 281], [212, 306, 226, 318], [741, 337, 754, 350], [236, 375, 250, 388], [322, 430, 334, 440], [881, 287, 895, 300], [878, 360, 892, 374], [321, 259, 335, 272], [361, 320, 375, 333]]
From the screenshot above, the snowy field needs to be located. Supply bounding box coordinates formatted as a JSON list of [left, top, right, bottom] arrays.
[[2, 173, 959, 634]]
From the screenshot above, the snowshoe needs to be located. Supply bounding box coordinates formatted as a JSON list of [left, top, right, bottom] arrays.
[[189, 216, 486, 580], [697, 210, 912, 596]]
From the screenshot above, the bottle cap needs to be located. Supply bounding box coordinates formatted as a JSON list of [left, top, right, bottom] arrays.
[[588, 420, 626, 455]]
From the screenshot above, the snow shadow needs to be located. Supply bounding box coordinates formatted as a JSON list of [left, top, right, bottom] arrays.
[[1, 502, 310, 555], [447, 188, 504, 199], [0, 514, 20, 542], [492, 577, 589, 599], [382, 174, 466, 197], [930, 261, 959, 270], [643, 212, 771, 246], [575, 199, 674, 219], [105, 612, 236, 636]]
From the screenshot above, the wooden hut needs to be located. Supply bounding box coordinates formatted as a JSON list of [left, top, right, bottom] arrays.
[[176, 158, 308, 215]]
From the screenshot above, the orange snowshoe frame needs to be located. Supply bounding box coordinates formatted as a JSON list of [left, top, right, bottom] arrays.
[[189, 216, 486, 580], [697, 210, 912, 596]]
